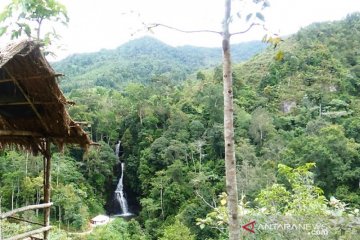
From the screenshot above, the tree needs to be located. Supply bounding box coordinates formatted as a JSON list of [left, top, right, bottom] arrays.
[[198, 163, 360, 239], [221, 2, 239, 235], [249, 107, 275, 145], [256, 163, 328, 215], [286, 125, 360, 195], [52, 183, 89, 230], [87, 218, 147, 240], [160, 220, 195, 240], [148, 1, 271, 238], [0, 0, 69, 54]]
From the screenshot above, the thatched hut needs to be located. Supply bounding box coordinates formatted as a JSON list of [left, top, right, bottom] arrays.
[[0, 40, 91, 240]]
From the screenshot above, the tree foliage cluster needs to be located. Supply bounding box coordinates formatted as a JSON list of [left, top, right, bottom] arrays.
[[0, 142, 118, 233], [198, 163, 359, 239], [0, 0, 68, 55], [52, 36, 266, 92]]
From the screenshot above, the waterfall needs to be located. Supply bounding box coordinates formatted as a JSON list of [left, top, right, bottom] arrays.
[[115, 141, 120, 158], [115, 162, 130, 215], [114, 141, 131, 216]]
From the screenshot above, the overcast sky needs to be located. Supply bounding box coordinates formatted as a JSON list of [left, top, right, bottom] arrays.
[[0, 0, 359, 60]]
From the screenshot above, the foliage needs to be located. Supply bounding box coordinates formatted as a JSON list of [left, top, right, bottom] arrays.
[[52, 37, 266, 92], [282, 125, 360, 198], [256, 163, 328, 215], [248, 107, 275, 145], [198, 163, 360, 239], [0, 0, 69, 54], [159, 220, 195, 240], [86, 218, 147, 240]]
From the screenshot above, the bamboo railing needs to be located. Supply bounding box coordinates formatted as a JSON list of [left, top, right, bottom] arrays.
[[0, 202, 53, 240], [0, 203, 53, 220], [3, 226, 51, 240]]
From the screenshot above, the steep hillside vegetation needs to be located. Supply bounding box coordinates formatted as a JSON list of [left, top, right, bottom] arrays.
[[234, 12, 360, 113], [63, 13, 359, 239], [231, 12, 360, 197], [52, 36, 266, 92]]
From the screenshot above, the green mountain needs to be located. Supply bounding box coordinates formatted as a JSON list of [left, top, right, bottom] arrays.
[[229, 13, 360, 199], [53, 36, 267, 92], [234, 12, 360, 113]]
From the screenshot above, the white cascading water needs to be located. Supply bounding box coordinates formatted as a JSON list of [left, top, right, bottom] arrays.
[[115, 141, 131, 216], [115, 162, 129, 215]]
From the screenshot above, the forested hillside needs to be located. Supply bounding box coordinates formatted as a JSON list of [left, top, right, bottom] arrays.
[[52, 36, 267, 92], [1, 13, 360, 240]]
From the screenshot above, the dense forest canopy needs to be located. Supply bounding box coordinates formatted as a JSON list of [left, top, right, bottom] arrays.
[[0, 10, 360, 240], [52, 37, 267, 92]]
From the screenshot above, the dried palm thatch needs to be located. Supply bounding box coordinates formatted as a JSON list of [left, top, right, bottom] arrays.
[[0, 40, 91, 154]]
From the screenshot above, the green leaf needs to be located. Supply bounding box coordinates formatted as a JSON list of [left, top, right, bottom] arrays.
[[0, 26, 8, 36], [24, 24, 31, 36], [0, 7, 11, 22], [246, 13, 253, 22], [275, 51, 284, 61], [265, 36, 283, 48], [11, 30, 20, 39], [200, 224, 205, 229], [256, 12, 265, 22]]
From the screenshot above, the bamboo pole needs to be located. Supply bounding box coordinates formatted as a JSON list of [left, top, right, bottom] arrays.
[[0, 79, 13, 83], [0, 73, 63, 83], [3, 226, 51, 240], [43, 139, 51, 240], [0, 130, 43, 137], [7, 216, 44, 226], [0, 203, 53, 219], [0, 101, 61, 106]]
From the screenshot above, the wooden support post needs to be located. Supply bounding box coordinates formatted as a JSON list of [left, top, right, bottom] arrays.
[[43, 139, 51, 240], [1, 197, 2, 240]]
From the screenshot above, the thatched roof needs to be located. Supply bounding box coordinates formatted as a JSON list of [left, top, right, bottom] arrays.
[[0, 40, 91, 154]]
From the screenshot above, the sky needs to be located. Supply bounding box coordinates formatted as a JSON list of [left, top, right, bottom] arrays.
[[0, 0, 359, 60]]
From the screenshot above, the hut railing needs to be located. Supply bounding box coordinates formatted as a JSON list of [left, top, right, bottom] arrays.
[[0, 202, 53, 240], [0, 203, 53, 220], [2, 226, 51, 240]]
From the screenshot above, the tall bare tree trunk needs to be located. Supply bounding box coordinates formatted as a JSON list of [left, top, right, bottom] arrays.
[[16, 178, 19, 209], [160, 185, 164, 220], [223, 0, 240, 239], [36, 188, 40, 217], [25, 152, 29, 176], [11, 184, 14, 210], [59, 206, 61, 229]]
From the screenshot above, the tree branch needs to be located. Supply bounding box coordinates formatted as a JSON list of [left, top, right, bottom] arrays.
[[230, 23, 260, 36], [146, 22, 274, 38], [210, 226, 227, 234], [195, 190, 216, 209], [147, 23, 222, 35]]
